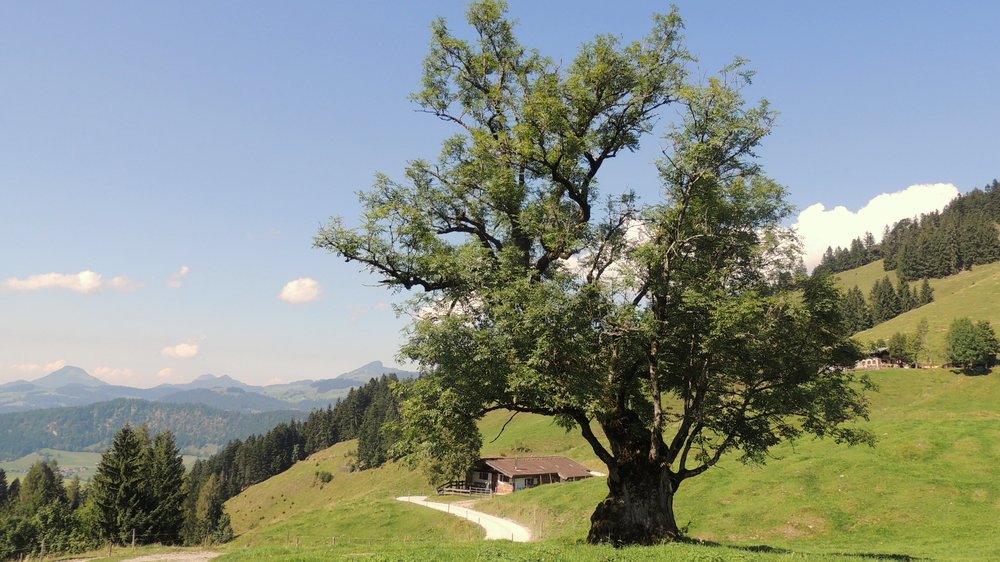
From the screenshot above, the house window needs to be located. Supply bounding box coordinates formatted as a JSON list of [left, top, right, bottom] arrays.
[[525, 477, 536, 487], [478, 471, 489, 480]]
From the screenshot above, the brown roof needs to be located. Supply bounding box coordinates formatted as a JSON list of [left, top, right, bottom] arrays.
[[478, 456, 592, 479]]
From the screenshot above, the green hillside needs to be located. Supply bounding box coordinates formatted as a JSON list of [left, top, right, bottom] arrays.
[[220, 369, 1000, 561], [835, 259, 1000, 363]]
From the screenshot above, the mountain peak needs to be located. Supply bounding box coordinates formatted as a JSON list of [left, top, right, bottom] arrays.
[[336, 360, 416, 382], [33, 366, 107, 389], [190, 374, 246, 386]]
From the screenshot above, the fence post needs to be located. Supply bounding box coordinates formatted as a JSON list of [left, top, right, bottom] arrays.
[[332, 536, 336, 546], [39, 538, 45, 562], [108, 543, 113, 557], [132, 528, 136, 551]]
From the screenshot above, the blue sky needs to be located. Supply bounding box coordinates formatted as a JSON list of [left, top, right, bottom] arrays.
[[2, 1, 998, 386]]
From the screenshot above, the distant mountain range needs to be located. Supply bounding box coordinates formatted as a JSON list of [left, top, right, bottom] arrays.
[[0, 399, 302, 459], [0, 362, 418, 414]]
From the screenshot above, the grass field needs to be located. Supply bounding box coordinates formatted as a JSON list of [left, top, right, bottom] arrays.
[[835, 260, 1000, 363], [0, 448, 201, 483], [220, 368, 1000, 561]]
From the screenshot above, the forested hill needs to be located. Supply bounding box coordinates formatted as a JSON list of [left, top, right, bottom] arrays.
[[815, 178, 1000, 278], [0, 399, 301, 459]]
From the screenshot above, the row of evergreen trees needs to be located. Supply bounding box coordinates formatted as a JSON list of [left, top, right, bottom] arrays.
[[0, 375, 404, 559], [814, 232, 881, 276], [0, 427, 187, 560], [841, 275, 934, 334], [815, 179, 1000, 279]]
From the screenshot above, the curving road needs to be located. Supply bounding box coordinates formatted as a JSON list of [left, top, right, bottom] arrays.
[[396, 495, 531, 542]]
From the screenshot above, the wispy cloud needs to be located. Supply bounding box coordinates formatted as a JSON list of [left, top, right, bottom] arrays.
[[9, 359, 67, 374], [793, 183, 960, 270], [3, 270, 140, 293], [161, 341, 199, 359], [93, 366, 137, 384], [279, 278, 321, 304], [167, 265, 191, 289], [157, 368, 174, 378]]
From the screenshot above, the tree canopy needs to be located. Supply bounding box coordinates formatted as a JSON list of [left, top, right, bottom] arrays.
[[947, 318, 999, 374], [316, 1, 872, 545]]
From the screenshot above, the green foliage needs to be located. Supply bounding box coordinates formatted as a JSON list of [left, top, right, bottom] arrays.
[[90, 425, 152, 544], [316, 1, 871, 544], [947, 317, 999, 373], [146, 431, 186, 544], [88, 425, 187, 546], [813, 232, 881, 276], [839, 285, 872, 333], [0, 515, 36, 560], [18, 460, 65, 513], [887, 331, 909, 363]]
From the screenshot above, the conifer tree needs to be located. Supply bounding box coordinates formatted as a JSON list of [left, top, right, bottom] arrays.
[[0, 468, 8, 505], [19, 461, 65, 513], [146, 431, 186, 544], [918, 278, 934, 306], [841, 286, 871, 333], [90, 425, 151, 545], [897, 278, 916, 312]]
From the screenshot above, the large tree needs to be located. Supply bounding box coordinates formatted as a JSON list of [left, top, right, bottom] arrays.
[[316, 1, 871, 545], [947, 317, 999, 373]]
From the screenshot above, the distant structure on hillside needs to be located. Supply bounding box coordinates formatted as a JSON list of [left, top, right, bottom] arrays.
[[438, 456, 594, 495], [855, 347, 892, 370]]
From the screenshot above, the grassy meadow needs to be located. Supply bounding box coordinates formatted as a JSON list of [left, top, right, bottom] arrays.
[[835, 259, 1000, 364], [219, 368, 1000, 561]]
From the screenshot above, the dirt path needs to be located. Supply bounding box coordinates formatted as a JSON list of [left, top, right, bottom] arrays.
[[396, 495, 531, 542], [117, 552, 221, 562]]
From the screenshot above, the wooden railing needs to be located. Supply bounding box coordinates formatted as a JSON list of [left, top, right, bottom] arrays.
[[436, 480, 492, 496]]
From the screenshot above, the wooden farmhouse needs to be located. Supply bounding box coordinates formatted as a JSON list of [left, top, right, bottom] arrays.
[[466, 456, 593, 494], [855, 347, 891, 370]]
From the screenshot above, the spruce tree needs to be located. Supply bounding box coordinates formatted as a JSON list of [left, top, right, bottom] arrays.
[[19, 460, 65, 513], [0, 468, 7, 505], [897, 278, 916, 312], [146, 431, 186, 544], [919, 278, 934, 306], [91, 425, 151, 545]]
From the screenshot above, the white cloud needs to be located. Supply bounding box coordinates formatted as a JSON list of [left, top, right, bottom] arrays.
[[375, 301, 391, 311], [279, 278, 321, 304], [93, 366, 136, 384], [9, 359, 67, 374], [157, 368, 174, 378], [793, 183, 960, 270], [161, 341, 200, 359], [2, 270, 139, 293], [167, 265, 191, 289]]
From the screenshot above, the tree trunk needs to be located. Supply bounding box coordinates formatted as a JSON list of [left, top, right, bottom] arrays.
[[587, 458, 679, 545]]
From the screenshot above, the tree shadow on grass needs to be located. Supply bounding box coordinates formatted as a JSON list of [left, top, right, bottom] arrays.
[[675, 536, 925, 561], [950, 366, 992, 377]]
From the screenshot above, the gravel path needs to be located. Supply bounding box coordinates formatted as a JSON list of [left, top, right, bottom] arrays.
[[396, 495, 531, 542]]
